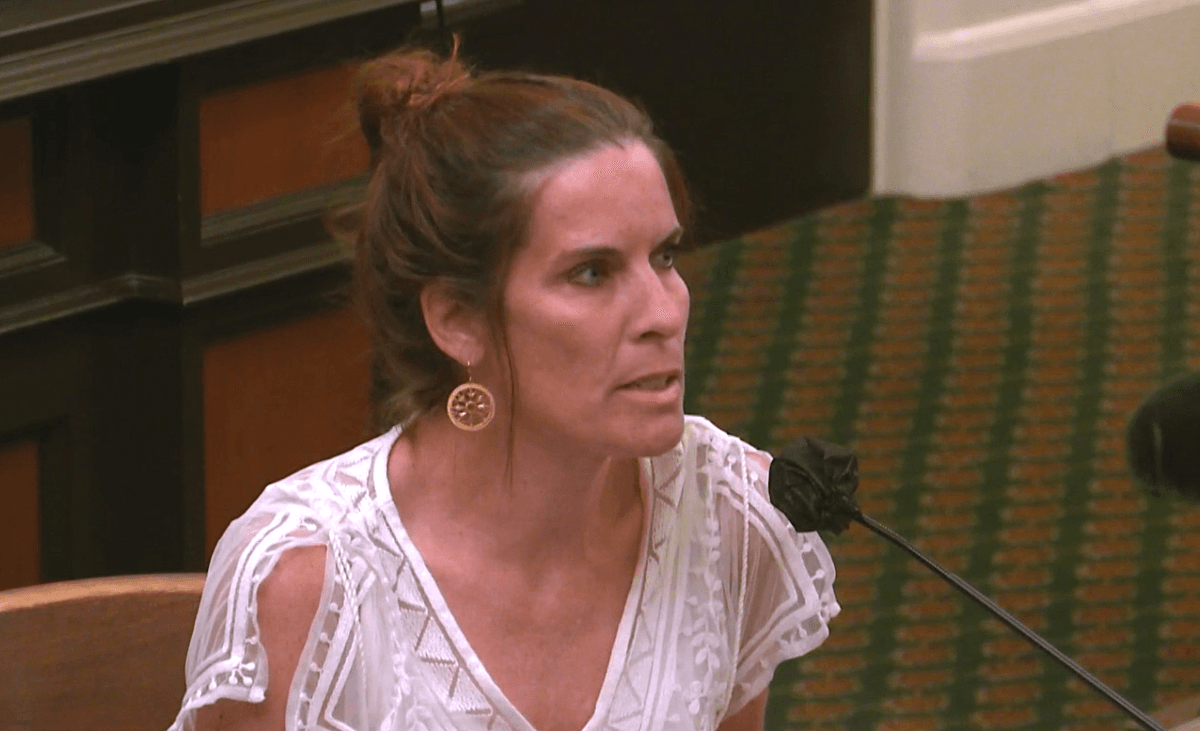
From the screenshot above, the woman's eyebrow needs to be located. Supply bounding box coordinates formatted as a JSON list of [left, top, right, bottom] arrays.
[[555, 245, 621, 265], [553, 228, 683, 267]]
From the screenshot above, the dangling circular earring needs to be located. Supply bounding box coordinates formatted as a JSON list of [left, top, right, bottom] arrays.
[[447, 363, 495, 431]]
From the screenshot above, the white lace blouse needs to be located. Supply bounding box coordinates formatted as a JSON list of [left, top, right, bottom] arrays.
[[168, 415, 839, 731]]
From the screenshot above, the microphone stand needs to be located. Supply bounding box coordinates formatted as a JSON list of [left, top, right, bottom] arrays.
[[856, 513, 1165, 731], [767, 436, 1167, 731]]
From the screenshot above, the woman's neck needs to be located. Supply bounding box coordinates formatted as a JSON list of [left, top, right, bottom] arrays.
[[390, 411, 643, 568]]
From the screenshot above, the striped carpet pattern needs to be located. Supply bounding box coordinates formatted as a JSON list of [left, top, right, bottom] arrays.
[[678, 147, 1200, 731]]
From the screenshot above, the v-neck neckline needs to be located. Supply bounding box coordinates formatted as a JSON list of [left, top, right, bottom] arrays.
[[371, 427, 655, 731]]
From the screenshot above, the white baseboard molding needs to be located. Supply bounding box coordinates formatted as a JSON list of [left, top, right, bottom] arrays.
[[914, 0, 1200, 62], [876, 0, 1200, 197]]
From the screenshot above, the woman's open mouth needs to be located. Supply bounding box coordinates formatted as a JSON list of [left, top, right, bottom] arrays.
[[624, 374, 675, 390], [619, 372, 683, 396]]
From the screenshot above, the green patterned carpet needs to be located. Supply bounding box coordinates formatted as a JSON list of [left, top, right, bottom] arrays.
[[679, 146, 1200, 731]]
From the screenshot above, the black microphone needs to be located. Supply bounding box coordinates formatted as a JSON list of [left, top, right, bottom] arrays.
[[1127, 370, 1200, 501], [769, 436, 1167, 731]]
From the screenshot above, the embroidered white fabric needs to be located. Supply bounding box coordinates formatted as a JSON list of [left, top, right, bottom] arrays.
[[167, 415, 840, 731]]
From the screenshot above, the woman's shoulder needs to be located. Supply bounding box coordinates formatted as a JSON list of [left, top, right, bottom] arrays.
[[681, 413, 761, 448], [171, 432, 401, 731], [215, 428, 399, 557], [679, 414, 770, 473], [682, 412, 726, 439], [256, 429, 394, 510]]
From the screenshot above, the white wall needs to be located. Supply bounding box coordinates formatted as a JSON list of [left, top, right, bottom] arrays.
[[875, 0, 1200, 197], [915, 0, 1076, 31]]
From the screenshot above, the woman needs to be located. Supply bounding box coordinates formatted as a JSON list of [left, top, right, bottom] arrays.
[[169, 41, 839, 731]]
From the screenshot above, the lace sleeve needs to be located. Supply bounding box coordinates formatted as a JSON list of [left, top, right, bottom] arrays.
[[722, 442, 841, 718], [167, 501, 334, 731]]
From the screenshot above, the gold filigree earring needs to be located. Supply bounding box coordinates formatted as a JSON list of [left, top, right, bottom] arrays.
[[446, 364, 495, 431]]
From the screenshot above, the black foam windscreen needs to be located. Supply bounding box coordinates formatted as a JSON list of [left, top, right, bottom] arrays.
[[1127, 370, 1200, 501]]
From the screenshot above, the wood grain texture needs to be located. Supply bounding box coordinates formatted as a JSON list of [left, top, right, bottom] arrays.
[[202, 307, 371, 555], [0, 117, 35, 249], [0, 439, 39, 591], [0, 0, 416, 104], [199, 63, 369, 216], [0, 573, 204, 731]]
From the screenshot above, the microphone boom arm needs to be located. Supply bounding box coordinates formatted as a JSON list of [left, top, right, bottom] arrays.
[[857, 513, 1166, 731]]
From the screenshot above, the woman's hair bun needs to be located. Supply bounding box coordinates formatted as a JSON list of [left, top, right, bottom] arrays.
[[354, 40, 470, 151]]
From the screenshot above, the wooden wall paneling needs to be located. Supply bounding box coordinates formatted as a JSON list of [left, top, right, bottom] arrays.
[[84, 301, 188, 576], [35, 420, 76, 582], [182, 262, 355, 569], [202, 306, 371, 556], [15, 68, 190, 579], [181, 2, 423, 278], [81, 64, 184, 281], [0, 0, 426, 104], [0, 300, 194, 582], [178, 317, 207, 573], [0, 59, 196, 581], [70, 66, 191, 575], [1, 50, 195, 336], [0, 317, 87, 582], [198, 62, 369, 217], [31, 90, 96, 275], [0, 83, 115, 328], [0, 1, 240, 58], [0, 0, 497, 584], [188, 4, 422, 98], [186, 250, 355, 340], [177, 63, 203, 284], [0, 100, 71, 331], [0, 116, 34, 249], [0, 438, 41, 590]]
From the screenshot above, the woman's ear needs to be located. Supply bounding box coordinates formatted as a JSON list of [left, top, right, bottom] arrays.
[[420, 281, 487, 367]]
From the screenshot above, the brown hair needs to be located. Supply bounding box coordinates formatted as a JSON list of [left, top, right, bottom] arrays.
[[336, 40, 694, 429]]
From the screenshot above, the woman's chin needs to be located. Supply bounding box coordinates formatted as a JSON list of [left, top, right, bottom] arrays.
[[522, 408, 685, 460], [626, 413, 686, 458]]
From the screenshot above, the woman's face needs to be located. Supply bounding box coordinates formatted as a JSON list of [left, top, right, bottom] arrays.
[[493, 141, 689, 459]]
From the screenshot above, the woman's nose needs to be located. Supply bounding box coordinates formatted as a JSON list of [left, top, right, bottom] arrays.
[[632, 268, 689, 340]]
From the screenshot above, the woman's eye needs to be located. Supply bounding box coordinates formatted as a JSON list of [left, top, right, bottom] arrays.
[[653, 245, 680, 270], [569, 261, 609, 286]]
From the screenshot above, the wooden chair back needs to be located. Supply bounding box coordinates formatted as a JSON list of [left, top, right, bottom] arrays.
[[0, 573, 204, 731], [1156, 692, 1200, 731]]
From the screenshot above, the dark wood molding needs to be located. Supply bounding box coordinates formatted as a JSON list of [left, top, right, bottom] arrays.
[[182, 3, 425, 95], [0, 58, 363, 336], [0, 240, 64, 277], [416, 0, 522, 29], [0, 0, 420, 104], [185, 264, 353, 346], [200, 177, 365, 245], [0, 249, 353, 336], [0, 273, 178, 337], [183, 242, 350, 305], [190, 178, 363, 283], [0, 186, 358, 335]]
